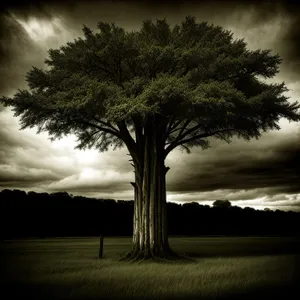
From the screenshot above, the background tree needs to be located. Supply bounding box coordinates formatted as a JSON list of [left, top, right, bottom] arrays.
[[1, 16, 300, 260], [213, 200, 232, 209]]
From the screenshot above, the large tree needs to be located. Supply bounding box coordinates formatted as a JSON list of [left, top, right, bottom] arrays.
[[1, 16, 300, 260]]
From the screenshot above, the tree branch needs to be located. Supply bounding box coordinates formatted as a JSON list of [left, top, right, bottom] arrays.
[[76, 129, 101, 149], [92, 117, 121, 135], [117, 120, 139, 164], [163, 118, 183, 141], [80, 119, 123, 139], [176, 120, 192, 137], [164, 128, 235, 157], [165, 122, 204, 151], [132, 116, 144, 158]]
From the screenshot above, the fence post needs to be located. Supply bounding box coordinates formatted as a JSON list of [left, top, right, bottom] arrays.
[[99, 233, 103, 259]]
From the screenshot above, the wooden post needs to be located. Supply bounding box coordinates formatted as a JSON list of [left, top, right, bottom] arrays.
[[99, 233, 103, 259]]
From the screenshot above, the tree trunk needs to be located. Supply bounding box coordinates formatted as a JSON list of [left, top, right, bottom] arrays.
[[122, 120, 179, 261]]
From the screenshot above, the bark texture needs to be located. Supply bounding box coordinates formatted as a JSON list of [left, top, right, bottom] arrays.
[[121, 118, 179, 261]]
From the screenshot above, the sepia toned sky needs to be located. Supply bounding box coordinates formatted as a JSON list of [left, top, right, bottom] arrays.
[[0, 0, 299, 211]]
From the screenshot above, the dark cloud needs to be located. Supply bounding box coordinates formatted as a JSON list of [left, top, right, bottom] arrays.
[[0, 113, 42, 151], [167, 129, 300, 196], [0, 173, 60, 187], [46, 181, 131, 194], [1, 0, 299, 85], [246, 1, 300, 82], [0, 0, 299, 210], [1, 2, 51, 19], [0, 13, 32, 95], [0, 108, 133, 194]]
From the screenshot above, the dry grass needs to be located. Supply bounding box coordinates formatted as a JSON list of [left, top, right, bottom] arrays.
[[2, 237, 299, 299]]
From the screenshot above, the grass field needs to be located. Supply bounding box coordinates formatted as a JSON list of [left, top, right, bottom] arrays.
[[1, 236, 300, 299]]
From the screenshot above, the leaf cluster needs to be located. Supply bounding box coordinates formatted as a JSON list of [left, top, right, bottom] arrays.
[[1, 16, 299, 155]]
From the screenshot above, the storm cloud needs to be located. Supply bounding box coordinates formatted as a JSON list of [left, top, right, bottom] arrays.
[[0, 0, 299, 211]]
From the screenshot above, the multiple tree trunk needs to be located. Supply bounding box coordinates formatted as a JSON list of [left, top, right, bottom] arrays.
[[121, 117, 178, 260]]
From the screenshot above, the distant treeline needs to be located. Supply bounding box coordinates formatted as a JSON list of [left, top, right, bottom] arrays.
[[1, 189, 300, 238]]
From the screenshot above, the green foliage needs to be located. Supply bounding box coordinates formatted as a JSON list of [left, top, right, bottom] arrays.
[[1, 16, 299, 155]]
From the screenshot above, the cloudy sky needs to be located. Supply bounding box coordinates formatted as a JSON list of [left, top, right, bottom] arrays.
[[0, 0, 299, 211]]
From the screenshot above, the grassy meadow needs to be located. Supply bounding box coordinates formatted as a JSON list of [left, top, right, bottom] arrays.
[[1, 236, 300, 299]]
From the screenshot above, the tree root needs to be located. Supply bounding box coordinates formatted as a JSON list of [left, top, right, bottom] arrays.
[[119, 247, 195, 263]]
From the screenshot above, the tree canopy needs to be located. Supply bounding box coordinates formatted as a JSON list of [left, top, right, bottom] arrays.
[[213, 199, 232, 209], [1, 16, 299, 159]]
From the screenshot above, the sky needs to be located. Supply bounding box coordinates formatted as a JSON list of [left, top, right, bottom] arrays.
[[0, 0, 299, 211]]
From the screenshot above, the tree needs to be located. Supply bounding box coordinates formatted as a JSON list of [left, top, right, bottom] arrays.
[[213, 199, 232, 209], [1, 16, 300, 260]]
